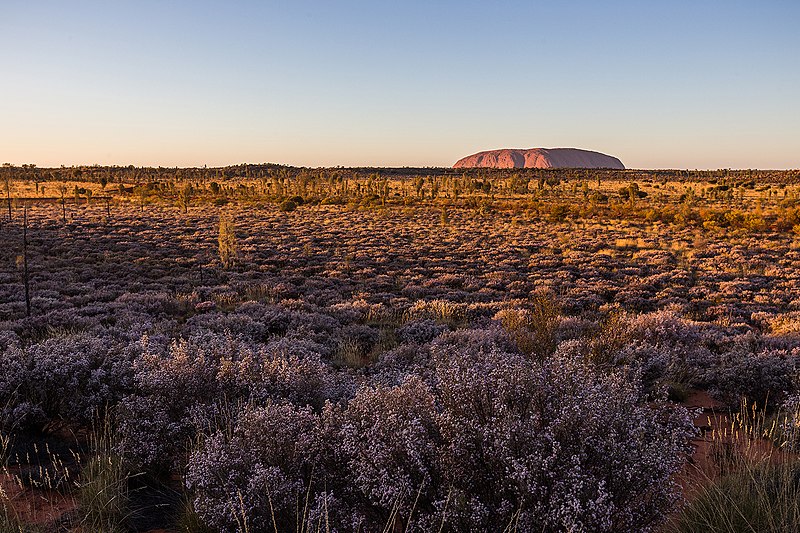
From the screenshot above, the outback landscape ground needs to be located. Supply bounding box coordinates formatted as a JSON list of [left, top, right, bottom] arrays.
[[2, 164, 800, 532]]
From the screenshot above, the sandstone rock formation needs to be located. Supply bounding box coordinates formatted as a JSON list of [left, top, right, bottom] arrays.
[[453, 148, 625, 169]]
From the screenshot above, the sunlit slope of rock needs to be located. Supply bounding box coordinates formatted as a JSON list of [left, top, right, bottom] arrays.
[[453, 148, 625, 169]]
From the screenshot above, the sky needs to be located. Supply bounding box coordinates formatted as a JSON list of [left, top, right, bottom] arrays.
[[1, 1, 798, 169]]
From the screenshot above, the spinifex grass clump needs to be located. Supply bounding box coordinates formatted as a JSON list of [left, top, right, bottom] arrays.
[[0, 432, 8, 467], [76, 417, 132, 533], [0, 429, 81, 532], [670, 401, 800, 533], [174, 493, 215, 533], [0, 508, 35, 533], [0, 431, 11, 531], [674, 461, 800, 533]]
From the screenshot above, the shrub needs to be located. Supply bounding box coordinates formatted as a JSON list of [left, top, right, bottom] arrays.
[[710, 349, 797, 410], [337, 376, 439, 524], [397, 319, 448, 345], [405, 300, 468, 327], [0, 334, 133, 432], [429, 339, 695, 531], [495, 293, 561, 358], [186, 402, 323, 533], [279, 199, 297, 212], [186, 332, 695, 532], [116, 333, 344, 470], [116, 334, 240, 469], [218, 213, 238, 268]]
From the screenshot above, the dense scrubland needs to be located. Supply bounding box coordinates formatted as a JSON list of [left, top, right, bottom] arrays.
[[2, 163, 800, 532]]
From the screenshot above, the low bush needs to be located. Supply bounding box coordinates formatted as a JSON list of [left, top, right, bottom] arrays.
[[186, 335, 695, 532], [279, 199, 297, 212]]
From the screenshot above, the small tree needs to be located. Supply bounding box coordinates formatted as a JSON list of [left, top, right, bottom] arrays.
[[178, 183, 192, 213], [218, 213, 238, 268]]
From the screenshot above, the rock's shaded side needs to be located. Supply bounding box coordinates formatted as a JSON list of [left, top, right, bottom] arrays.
[[453, 148, 625, 169]]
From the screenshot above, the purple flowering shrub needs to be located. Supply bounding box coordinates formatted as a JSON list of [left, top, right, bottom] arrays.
[[115, 335, 216, 469], [590, 310, 712, 378], [229, 336, 349, 407], [0, 345, 40, 430], [583, 310, 800, 409], [0, 334, 133, 431], [336, 376, 440, 522], [396, 318, 449, 345], [116, 331, 346, 470], [709, 347, 798, 409], [429, 336, 695, 531], [181, 302, 300, 342], [185, 402, 324, 533], [781, 393, 800, 450], [186, 332, 695, 532]]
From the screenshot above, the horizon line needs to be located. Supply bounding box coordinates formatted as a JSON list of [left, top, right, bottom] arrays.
[[2, 162, 798, 172]]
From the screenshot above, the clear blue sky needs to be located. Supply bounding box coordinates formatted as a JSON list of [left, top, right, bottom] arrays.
[[1, 1, 798, 169]]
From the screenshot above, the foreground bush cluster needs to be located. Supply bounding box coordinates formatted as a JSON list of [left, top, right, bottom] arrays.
[[2, 196, 800, 531]]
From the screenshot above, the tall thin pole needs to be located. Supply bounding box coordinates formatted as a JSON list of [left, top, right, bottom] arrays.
[[5, 177, 11, 222], [23, 204, 31, 317]]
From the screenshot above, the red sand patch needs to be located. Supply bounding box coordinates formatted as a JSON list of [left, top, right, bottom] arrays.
[[684, 390, 729, 481], [2, 471, 177, 533], [676, 390, 794, 500], [1, 471, 77, 525]]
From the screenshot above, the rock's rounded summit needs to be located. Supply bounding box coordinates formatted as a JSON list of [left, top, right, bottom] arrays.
[[453, 148, 625, 169]]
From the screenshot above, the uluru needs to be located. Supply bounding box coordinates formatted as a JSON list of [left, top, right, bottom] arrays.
[[453, 148, 625, 169]]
